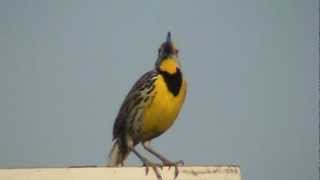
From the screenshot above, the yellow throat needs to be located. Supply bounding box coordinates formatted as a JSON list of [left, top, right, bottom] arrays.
[[142, 58, 187, 140]]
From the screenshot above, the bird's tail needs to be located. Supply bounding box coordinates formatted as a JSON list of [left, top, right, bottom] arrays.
[[107, 140, 129, 166]]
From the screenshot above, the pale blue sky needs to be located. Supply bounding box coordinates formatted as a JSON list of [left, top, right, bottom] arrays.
[[0, 1, 318, 180]]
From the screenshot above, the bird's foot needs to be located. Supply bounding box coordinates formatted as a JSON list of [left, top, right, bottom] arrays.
[[161, 160, 184, 179], [142, 159, 162, 180]]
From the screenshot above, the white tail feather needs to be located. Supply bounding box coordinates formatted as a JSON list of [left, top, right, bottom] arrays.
[[107, 140, 129, 166]]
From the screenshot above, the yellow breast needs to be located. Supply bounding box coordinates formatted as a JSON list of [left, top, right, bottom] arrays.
[[141, 75, 187, 140]]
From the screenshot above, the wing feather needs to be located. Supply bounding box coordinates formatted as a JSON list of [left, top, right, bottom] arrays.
[[112, 70, 158, 140]]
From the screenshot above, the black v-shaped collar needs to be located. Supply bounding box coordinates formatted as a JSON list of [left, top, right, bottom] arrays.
[[157, 67, 183, 96]]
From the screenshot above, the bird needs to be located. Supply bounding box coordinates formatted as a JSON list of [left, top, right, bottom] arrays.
[[108, 32, 187, 180]]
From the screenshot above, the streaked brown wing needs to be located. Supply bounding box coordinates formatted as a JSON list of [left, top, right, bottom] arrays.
[[112, 70, 158, 140]]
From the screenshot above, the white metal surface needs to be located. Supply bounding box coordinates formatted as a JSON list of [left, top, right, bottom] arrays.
[[0, 166, 241, 180]]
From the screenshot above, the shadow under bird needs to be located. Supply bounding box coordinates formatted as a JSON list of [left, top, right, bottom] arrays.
[[108, 32, 187, 180]]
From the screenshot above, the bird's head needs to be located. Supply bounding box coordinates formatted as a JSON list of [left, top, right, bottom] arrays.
[[155, 32, 181, 74]]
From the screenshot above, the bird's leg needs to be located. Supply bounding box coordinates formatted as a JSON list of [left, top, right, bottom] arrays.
[[129, 147, 162, 180], [142, 141, 184, 179]]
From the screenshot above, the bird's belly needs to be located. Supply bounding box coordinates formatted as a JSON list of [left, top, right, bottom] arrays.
[[141, 78, 186, 140]]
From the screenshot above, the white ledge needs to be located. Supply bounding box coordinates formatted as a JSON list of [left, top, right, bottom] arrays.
[[0, 166, 241, 180]]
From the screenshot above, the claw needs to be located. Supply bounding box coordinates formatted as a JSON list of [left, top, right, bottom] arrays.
[[160, 160, 184, 179], [142, 161, 162, 180], [151, 165, 162, 180], [174, 165, 179, 179], [129, 147, 163, 180], [144, 164, 149, 175]]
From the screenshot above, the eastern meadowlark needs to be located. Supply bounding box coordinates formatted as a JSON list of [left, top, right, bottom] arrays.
[[108, 32, 187, 180]]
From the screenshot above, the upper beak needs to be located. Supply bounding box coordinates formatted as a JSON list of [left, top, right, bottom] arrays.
[[166, 32, 172, 44]]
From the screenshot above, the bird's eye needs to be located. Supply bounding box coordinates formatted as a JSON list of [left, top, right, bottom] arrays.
[[158, 48, 161, 54], [175, 49, 179, 54]]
